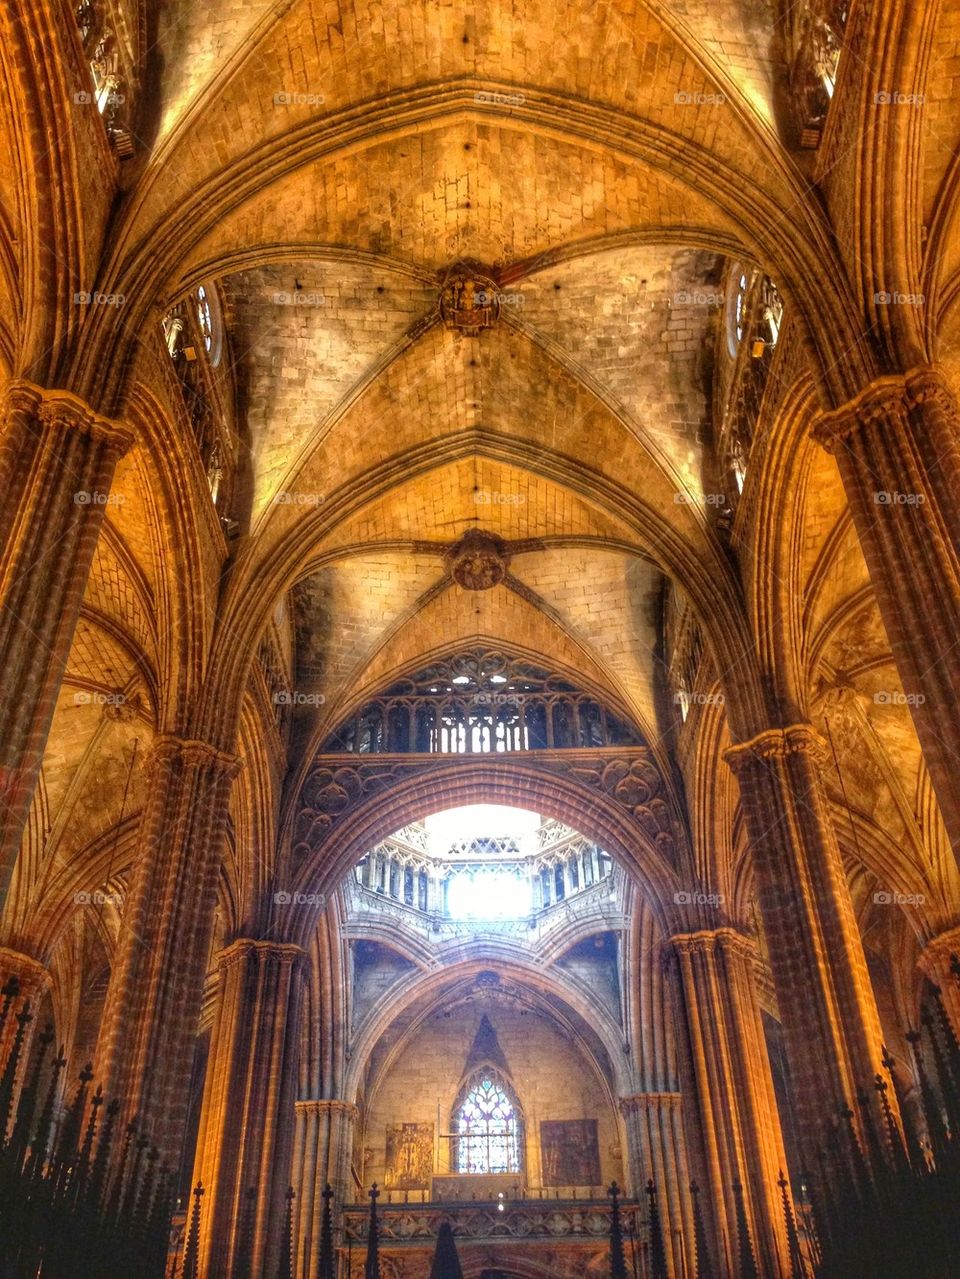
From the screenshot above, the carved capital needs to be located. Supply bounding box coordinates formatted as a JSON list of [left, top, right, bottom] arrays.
[[217, 938, 307, 974], [619, 1091, 682, 1115], [148, 735, 243, 778], [813, 375, 908, 453], [904, 363, 959, 416], [295, 1098, 360, 1121], [1, 380, 44, 425], [35, 388, 135, 455], [918, 925, 960, 978], [723, 722, 827, 775], [669, 926, 758, 964], [0, 946, 51, 994]]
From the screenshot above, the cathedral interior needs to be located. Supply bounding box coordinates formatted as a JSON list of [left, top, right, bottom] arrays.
[[3, 1, 960, 1277]]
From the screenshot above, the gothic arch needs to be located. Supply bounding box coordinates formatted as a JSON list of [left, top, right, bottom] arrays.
[[281, 759, 689, 948]]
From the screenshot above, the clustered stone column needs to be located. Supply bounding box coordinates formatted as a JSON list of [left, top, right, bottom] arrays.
[[193, 939, 306, 1279], [0, 382, 132, 909], [815, 366, 960, 868], [619, 1092, 692, 1279], [724, 725, 893, 1158], [668, 928, 790, 1277], [291, 1098, 359, 1276], [95, 735, 241, 1169]]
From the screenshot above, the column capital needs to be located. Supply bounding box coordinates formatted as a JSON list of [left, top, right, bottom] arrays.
[[668, 927, 758, 963], [722, 723, 827, 774], [813, 374, 908, 453], [217, 938, 307, 973], [3, 380, 134, 454], [918, 924, 960, 974], [903, 363, 958, 413], [148, 734, 243, 777], [295, 1098, 359, 1121], [813, 364, 957, 454], [0, 945, 51, 993], [619, 1092, 682, 1116]]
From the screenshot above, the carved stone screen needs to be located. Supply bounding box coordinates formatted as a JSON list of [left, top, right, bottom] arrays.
[[384, 1122, 434, 1190], [539, 1119, 601, 1187]]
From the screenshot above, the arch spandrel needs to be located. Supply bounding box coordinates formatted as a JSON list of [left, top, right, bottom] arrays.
[[284, 754, 687, 945]]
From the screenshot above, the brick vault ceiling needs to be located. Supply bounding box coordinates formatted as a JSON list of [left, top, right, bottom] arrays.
[[151, 0, 781, 152], [137, 0, 786, 740]]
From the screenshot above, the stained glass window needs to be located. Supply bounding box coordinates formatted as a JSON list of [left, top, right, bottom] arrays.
[[735, 271, 748, 344], [197, 286, 213, 352], [453, 1074, 522, 1174]]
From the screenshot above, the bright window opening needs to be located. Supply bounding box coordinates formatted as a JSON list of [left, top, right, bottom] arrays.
[[424, 806, 541, 857], [446, 867, 528, 920], [454, 1074, 522, 1174]]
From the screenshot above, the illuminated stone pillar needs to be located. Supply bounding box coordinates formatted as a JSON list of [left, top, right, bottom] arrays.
[[96, 736, 241, 1169], [0, 383, 132, 910], [619, 1092, 693, 1279], [816, 367, 960, 867], [193, 939, 306, 1279], [292, 1099, 358, 1277], [725, 725, 892, 1158], [668, 929, 790, 1278], [918, 926, 960, 1037]]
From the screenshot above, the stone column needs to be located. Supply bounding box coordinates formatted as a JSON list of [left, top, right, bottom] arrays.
[[668, 929, 790, 1278], [292, 1099, 358, 1277], [0, 383, 132, 910], [95, 736, 241, 1169], [619, 1092, 693, 1279], [193, 939, 306, 1279], [724, 725, 892, 1159], [815, 367, 960, 867], [918, 925, 960, 1036]]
